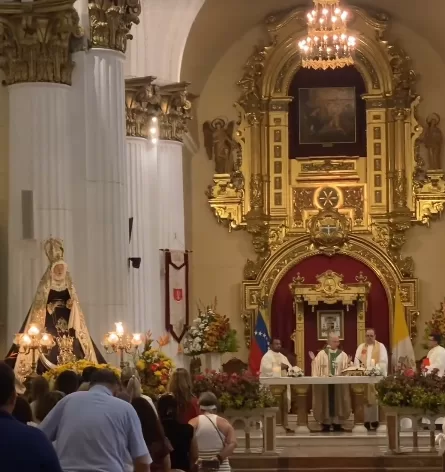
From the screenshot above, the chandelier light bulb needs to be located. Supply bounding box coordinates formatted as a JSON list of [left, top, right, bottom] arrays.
[[108, 332, 119, 344], [115, 322, 124, 336], [152, 138, 158, 144], [151, 116, 158, 123], [150, 127, 157, 134], [22, 334, 32, 346]]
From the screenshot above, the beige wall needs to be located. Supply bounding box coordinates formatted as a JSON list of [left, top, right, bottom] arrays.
[[0, 71, 9, 355], [189, 19, 445, 362]]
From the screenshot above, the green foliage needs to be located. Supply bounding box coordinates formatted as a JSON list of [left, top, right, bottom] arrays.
[[376, 370, 445, 413]]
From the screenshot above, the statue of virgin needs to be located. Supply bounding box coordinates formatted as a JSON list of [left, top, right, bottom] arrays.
[[9, 238, 104, 379]]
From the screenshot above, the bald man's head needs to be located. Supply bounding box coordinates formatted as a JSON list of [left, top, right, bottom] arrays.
[[327, 332, 340, 350]]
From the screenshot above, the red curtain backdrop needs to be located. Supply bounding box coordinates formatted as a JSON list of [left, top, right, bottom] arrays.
[[271, 254, 389, 374]]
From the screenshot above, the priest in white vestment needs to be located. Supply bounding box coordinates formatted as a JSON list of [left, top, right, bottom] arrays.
[[424, 334, 445, 429], [354, 328, 388, 429], [310, 333, 351, 432], [260, 338, 293, 432]]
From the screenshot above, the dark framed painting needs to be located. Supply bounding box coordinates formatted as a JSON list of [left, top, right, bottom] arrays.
[[299, 87, 356, 145], [317, 309, 345, 340]]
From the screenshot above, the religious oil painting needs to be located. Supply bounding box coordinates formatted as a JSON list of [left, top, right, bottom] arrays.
[[317, 310, 344, 340], [299, 87, 356, 145]]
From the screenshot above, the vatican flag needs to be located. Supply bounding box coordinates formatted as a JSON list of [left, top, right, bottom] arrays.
[[391, 288, 416, 371]]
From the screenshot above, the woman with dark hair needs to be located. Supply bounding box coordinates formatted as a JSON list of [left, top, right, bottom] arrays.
[[35, 391, 65, 424], [158, 394, 198, 472], [12, 396, 33, 424], [167, 368, 199, 423], [54, 370, 79, 395], [189, 392, 236, 472], [131, 397, 172, 472]]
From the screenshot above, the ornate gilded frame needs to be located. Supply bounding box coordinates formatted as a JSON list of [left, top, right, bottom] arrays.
[[202, 6, 444, 351], [289, 270, 370, 370], [241, 234, 419, 354]]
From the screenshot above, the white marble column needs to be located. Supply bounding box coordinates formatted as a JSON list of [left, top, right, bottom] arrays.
[[7, 84, 74, 342], [126, 137, 162, 335], [72, 49, 128, 345]]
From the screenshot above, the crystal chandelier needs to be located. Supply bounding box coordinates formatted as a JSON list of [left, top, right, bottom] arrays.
[[298, 0, 356, 70]]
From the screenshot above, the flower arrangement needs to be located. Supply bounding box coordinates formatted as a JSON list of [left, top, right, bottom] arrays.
[[135, 332, 174, 398], [423, 299, 445, 348], [192, 371, 276, 410], [43, 359, 120, 384], [183, 301, 238, 356], [365, 365, 384, 377], [376, 370, 445, 413], [288, 366, 304, 377]]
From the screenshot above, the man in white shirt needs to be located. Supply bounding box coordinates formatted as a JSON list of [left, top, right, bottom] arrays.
[[260, 338, 293, 432], [354, 328, 388, 430]]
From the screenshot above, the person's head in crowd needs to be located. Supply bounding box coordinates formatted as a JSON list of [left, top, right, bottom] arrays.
[[116, 391, 132, 403], [157, 394, 178, 421], [30, 375, 50, 403], [167, 368, 193, 411], [198, 391, 219, 413], [54, 370, 80, 396], [0, 362, 17, 414], [35, 391, 65, 423], [81, 366, 98, 384], [12, 395, 33, 424], [90, 368, 121, 395], [132, 397, 165, 447]]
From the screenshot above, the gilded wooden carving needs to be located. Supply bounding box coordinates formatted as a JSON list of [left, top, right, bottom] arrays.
[[202, 6, 445, 348]]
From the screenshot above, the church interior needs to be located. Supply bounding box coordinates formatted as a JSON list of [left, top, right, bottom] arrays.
[[2, 0, 445, 470]]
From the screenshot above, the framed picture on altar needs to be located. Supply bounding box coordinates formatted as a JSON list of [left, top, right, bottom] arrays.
[[317, 310, 344, 340]]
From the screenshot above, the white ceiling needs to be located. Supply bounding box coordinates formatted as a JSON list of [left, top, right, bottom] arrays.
[[181, 0, 445, 93]]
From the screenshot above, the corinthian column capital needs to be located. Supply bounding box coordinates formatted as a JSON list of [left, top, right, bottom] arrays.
[[125, 75, 161, 138], [159, 82, 192, 143], [88, 0, 141, 53], [0, 0, 82, 85]]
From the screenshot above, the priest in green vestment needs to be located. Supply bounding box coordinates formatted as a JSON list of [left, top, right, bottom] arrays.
[[310, 333, 351, 432]]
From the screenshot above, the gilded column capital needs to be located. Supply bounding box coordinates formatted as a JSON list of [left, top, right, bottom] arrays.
[[159, 82, 192, 143], [125, 76, 161, 138], [0, 0, 82, 85], [88, 0, 141, 53]]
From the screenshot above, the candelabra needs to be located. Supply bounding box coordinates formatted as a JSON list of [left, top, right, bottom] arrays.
[[102, 322, 143, 368], [14, 324, 55, 377]]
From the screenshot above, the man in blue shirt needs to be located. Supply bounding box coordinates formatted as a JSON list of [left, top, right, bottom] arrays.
[[40, 368, 151, 472], [0, 362, 62, 472]]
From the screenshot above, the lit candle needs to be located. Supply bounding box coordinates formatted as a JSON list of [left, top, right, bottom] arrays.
[[115, 322, 124, 336], [108, 332, 119, 344], [370, 359, 376, 368], [272, 364, 281, 377]]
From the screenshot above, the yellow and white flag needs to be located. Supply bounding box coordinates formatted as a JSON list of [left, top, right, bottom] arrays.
[[391, 288, 415, 371]]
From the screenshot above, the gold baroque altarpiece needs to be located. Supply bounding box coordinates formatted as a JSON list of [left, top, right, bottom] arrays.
[[203, 7, 445, 350]]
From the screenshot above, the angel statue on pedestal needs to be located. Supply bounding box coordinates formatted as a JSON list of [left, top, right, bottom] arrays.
[[8, 238, 105, 380]]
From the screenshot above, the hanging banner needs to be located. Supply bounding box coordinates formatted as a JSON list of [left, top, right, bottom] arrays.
[[165, 250, 189, 342]]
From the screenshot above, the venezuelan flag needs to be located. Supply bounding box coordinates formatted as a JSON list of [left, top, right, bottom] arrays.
[[391, 288, 415, 371]]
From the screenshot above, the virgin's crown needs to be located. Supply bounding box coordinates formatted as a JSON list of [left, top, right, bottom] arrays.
[[44, 238, 65, 264]]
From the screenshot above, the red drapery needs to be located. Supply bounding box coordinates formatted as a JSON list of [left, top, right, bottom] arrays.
[[271, 254, 390, 373]]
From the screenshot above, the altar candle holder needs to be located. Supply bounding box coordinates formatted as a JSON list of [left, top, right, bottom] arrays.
[[272, 364, 281, 377], [102, 322, 144, 369], [14, 323, 55, 377]]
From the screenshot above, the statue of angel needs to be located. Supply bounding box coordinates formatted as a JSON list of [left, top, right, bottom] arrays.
[[422, 113, 443, 170], [203, 118, 236, 174]]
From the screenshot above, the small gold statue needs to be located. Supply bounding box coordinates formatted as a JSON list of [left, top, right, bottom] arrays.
[[422, 113, 443, 170], [203, 118, 236, 174]]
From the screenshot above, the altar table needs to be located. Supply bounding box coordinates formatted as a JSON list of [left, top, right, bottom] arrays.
[[261, 376, 383, 434]]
